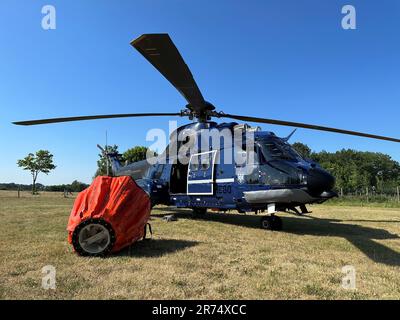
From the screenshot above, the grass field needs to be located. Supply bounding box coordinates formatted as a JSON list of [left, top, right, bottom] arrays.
[[1, 190, 400, 299]]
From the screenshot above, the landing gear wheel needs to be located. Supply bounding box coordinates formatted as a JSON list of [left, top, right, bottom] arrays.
[[260, 216, 282, 231], [72, 218, 116, 257], [272, 215, 283, 231], [192, 208, 207, 216]]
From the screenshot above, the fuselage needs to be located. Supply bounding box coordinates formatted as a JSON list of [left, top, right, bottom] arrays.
[[112, 121, 337, 213]]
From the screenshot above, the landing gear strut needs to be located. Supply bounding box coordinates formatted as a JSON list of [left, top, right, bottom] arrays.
[[287, 204, 312, 216], [260, 215, 282, 231]]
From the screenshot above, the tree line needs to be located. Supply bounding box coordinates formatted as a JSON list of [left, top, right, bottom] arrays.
[[0, 180, 89, 193], [292, 142, 400, 194]]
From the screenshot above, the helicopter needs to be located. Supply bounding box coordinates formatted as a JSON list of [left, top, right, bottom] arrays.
[[14, 33, 400, 231]]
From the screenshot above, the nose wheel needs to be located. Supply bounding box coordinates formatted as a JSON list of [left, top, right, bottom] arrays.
[[260, 215, 282, 231]]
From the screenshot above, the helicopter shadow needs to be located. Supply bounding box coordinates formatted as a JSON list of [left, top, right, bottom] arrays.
[[284, 215, 400, 266], [152, 208, 400, 267], [115, 238, 199, 258]]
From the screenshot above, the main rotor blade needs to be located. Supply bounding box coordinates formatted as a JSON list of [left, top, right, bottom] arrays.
[[13, 112, 181, 126], [222, 113, 400, 143], [131, 34, 212, 113]]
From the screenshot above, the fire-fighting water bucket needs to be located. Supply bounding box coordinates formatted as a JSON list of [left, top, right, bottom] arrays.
[[67, 176, 151, 256]]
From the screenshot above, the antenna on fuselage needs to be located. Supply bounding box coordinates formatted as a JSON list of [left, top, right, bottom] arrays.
[[284, 128, 297, 142]]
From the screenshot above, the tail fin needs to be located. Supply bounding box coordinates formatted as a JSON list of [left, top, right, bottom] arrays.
[[97, 144, 122, 175]]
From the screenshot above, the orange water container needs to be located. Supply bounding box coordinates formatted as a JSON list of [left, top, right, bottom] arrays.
[[67, 176, 151, 256]]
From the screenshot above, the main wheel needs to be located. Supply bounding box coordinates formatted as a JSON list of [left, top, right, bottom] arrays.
[[271, 215, 283, 231], [260, 216, 282, 231], [72, 218, 116, 257], [192, 207, 207, 215]]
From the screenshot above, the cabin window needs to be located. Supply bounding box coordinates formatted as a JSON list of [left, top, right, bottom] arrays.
[[190, 160, 199, 172], [236, 147, 261, 184], [190, 153, 213, 171], [152, 164, 164, 179], [200, 153, 210, 170]]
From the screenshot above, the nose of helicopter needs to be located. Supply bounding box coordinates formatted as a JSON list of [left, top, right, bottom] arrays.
[[306, 168, 335, 196]]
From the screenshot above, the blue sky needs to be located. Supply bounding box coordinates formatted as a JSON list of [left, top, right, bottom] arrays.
[[0, 0, 399, 185]]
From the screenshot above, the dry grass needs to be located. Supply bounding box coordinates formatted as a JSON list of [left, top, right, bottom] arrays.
[[1, 190, 400, 299]]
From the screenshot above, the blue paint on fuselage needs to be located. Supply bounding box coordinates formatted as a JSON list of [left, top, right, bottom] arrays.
[[128, 121, 334, 211]]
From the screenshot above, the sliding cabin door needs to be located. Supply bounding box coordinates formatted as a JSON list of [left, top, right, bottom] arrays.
[[187, 150, 217, 195]]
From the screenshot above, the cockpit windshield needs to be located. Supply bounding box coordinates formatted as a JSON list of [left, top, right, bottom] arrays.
[[258, 138, 303, 162]]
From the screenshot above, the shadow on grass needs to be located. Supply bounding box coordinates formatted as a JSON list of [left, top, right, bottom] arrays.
[[115, 238, 199, 258], [285, 216, 400, 267], [151, 208, 400, 266], [338, 219, 400, 223]]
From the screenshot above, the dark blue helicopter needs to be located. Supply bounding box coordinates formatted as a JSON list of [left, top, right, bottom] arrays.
[[14, 34, 400, 231]]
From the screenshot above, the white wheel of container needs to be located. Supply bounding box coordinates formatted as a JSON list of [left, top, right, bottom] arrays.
[[72, 219, 115, 256]]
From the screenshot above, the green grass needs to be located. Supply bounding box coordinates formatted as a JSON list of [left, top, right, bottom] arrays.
[[1, 190, 400, 299], [323, 195, 400, 208]]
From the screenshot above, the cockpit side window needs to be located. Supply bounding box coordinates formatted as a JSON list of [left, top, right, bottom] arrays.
[[258, 139, 303, 162], [262, 142, 284, 160]]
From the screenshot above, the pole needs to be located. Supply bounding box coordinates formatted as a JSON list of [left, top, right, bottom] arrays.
[[397, 186, 399, 203], [366, 186, 369, 203], [106, 130, 109, 176], [18, 185, 20, 198]]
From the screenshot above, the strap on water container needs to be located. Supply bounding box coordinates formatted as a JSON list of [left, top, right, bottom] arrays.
[[143, 223, 152, 240]]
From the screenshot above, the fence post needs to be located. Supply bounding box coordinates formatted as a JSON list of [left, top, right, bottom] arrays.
[[17, 185, 20, 198], [366, 187, 369, 202], [340, 188, 343, 197], [397, 186, 399, 203]]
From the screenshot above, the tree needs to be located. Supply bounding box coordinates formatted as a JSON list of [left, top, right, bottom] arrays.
[[94, 145, 158, 178], [17, 150, 56, 194], [291, 142, 312, 159], [70, 180, 89, 192], [122, 146, 157, 165], [94, 145, 119, 177], [311, 148, 400, 193]]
